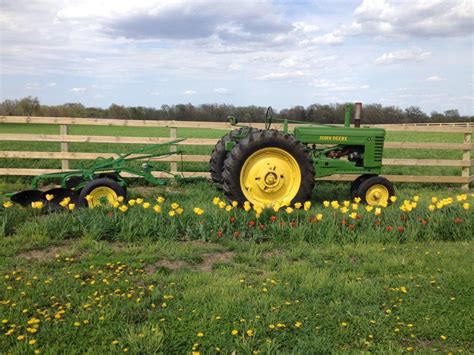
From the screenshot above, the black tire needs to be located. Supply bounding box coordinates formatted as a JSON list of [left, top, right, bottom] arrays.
[[355, 175, 395, 205], [210, 128, 257, 190], [78, 178, 126, 208], [350, 174, 376, 200], [222, 129, 315, 206]]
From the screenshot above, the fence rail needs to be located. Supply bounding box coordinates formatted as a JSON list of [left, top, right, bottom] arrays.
[[0, 116, 472, 189]]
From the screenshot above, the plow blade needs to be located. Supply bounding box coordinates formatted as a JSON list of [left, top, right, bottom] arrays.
[[41, 188, 79, 209], [10, 190, 44, 207]]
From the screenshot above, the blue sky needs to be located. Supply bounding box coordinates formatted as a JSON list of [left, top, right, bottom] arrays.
[[1, 0, 473, 114]]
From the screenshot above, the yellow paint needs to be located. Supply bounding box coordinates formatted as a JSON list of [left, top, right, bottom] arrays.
[[318, 135, 348, 141], [365, 184, 390, 206], [87, 186, 118, 208], [240, 147, 301, 207]]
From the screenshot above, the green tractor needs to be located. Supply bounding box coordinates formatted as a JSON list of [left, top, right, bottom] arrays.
[[210, 103, 395, 207]]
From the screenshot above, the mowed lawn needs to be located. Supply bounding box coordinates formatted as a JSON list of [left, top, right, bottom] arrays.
[[0, 181, 473, 354], [0, 123, 470, 178]]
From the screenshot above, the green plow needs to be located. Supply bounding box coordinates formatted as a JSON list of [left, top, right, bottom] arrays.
[[9, 140, 205, 208]]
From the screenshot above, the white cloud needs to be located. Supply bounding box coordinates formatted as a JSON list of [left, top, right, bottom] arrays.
[[213, 88, 229, 95], [351, 0, 473, 38], [257, 71, 305, 80], [70, 87, 86, 93], [375, 47, 431, 65], [304, 32, 344, 45], [426, 75, 442, 81], [227, 63, 241, 71], [182, 90, 196, 95], [24, 83, 40, 90], [46, 82, 57, 87], [279, 58, 297, 68], [150, 91, 160, 96], [292, 21, 319, 34]]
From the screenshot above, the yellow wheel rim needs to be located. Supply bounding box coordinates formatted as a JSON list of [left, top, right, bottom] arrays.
[[87, 186, 118, 208], [240, 147, 301, 207], [365, 184, 389, 206]]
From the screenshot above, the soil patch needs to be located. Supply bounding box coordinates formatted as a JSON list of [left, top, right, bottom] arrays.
[[18, 242, 74, 262], [145, 251, 234, 274]]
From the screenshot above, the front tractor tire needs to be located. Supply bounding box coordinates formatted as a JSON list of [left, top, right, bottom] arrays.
[[78, 178, 126, 208], [354, 175, 395, 206], [222, 130, 315, 207]]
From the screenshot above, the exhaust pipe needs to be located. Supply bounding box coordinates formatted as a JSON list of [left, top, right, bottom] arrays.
[[354, 102, 362, 128]]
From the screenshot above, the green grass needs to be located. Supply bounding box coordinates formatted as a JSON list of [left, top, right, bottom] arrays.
[[0, 182, 473, 353], [0, 123, 470, 178]]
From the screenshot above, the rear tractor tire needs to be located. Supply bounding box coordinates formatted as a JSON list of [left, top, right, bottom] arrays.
[[78, 178, 126, 208], [210, 128, 258, 190], [353, 175, 395, 206], [222, 130, 315, 208]]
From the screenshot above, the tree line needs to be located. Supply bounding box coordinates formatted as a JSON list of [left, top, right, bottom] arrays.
[[0, 96, 472, 124]]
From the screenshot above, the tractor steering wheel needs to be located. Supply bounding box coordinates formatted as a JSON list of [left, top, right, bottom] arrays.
[[265, 106, 273, 130]]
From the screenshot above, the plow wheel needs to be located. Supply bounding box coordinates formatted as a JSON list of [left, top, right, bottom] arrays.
[[222, 130, 314, 208], [78, 178, 126, 208], [354, 175, 395, 206], [210, 128, 257, 190]]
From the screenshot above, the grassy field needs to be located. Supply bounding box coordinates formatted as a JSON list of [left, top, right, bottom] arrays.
[[0, 123, 470, 179], [0, 181, 473, 354], [0, 123, 473, 353]]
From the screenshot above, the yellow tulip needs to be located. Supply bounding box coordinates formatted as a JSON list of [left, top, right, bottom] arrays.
[[374, 207, 381, 216], [463, 203, 470, 210], [142, 202, 150, 209], [193, 207, 204, 215], [285, 207, 293, 214], [316, 213, 323, 221], [119, 205, 128, 213], [168, 210, 176, 217], [156, 196, 165, 204], [231, 201, 238, 207], [2, 201, 13, 208], [353, 197, 361, 203], [68, 203, 75, 211], [59, 197, 70, 207], [128, 199, 136, 206], [212, 197, 220, 205], [303, 201, 311, 211], [294, 202, 302, 209], [323, 201, 330, 208], [389, 196, 397, 203], [153, 205, 162, 213], [45, 194, 54, 201], [136, 198, 143, 205]]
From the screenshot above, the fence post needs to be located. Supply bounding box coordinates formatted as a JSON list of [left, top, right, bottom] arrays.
[[461, 131, 472, 190], [60, 124, 69, 170], [170, 127, 177, 174]]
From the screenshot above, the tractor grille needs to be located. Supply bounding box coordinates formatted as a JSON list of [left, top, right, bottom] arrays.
[[373, 137, 384, 163]]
